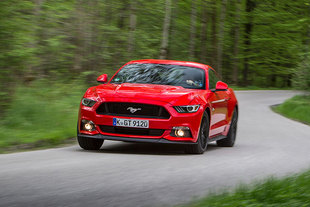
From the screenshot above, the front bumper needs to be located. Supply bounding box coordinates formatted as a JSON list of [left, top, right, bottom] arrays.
[[79, 98, 204, 143], [77, 133, 197, 145]]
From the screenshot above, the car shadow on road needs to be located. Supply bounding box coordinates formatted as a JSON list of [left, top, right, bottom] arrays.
[[80, 142, 221, 156]]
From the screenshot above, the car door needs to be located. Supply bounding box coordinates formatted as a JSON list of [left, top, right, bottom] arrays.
[[208, 69, 229, 137]]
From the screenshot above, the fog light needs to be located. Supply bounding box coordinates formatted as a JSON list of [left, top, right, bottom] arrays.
[[175, 129, 185, 137], [171, 126, 191, 137], [81, 120, 96, 132], [84, 123, 93, 131]]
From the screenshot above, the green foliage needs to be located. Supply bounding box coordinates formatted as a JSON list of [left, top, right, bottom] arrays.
[[248, 0, 308, 87], [0, 80, 86, 151], [0, 0, 310, 150], [274, 95, 310, 125], [0, 0, 309, 89], [231, 85, 292, 90], [185, 170, 310, 207]]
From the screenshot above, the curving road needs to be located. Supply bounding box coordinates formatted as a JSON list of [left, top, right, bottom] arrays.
[[1, 90, 310, 207]]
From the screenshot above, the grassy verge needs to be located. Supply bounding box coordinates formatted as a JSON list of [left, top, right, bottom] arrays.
[[273, 95, 310, 125], [0, 79, 87, 153], [185, 95, 310, 206], [186, 170, 310, 207], [231, 86, 293, 90]]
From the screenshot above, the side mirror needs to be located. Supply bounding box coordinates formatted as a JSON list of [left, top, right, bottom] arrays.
[[97, 74, 108, 83], [214, 81, 228, 92]]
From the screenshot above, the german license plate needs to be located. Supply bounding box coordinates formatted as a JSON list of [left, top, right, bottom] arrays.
[[113, 118, 149, 128]]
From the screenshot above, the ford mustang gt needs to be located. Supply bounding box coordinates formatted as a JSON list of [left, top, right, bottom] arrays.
[[77, 59, 238, 154]]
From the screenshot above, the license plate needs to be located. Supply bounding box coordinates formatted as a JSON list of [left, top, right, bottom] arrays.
[[113, 118, 149, 128]]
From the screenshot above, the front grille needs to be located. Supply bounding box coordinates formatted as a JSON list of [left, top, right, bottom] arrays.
[[99, 125, 165, 136], [96, 102, 170, 119]]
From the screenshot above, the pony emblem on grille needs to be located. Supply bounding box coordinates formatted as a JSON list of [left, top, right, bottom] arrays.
[[127, 107, 141, 113]]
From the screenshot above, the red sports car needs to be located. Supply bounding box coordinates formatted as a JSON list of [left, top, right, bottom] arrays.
[[77, 59, 238, 154]]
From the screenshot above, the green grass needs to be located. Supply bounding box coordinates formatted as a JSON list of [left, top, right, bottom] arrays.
[[231, 85, 293, 90], [185, 94, 310, 207], [0, 79, 86, 152], [185, 170, 310, 207], [273, 95, 310, 125]]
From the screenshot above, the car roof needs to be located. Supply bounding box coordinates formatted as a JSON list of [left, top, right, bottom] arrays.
[[126, 59, 210, 70]]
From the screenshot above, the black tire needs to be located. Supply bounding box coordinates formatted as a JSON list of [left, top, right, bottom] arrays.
[[217, 108, 238, 147], [185, 112, 210, 154], [77, 124, 104, 150], [77, 136, 104, 150]]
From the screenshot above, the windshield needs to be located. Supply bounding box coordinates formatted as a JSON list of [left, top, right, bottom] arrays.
[[110, 63, 205, 89]]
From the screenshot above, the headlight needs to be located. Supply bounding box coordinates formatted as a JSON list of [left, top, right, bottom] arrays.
[[173, 105, 200, 113], [81, 98, 96, 107]]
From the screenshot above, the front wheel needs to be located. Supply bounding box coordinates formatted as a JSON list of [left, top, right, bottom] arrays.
[[217, 108, 238, 147], [77, 136, 104, 150], [185, 112, 209, 154]]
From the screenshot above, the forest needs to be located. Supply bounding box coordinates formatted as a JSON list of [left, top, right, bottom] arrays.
[[0, 0, 310, 148], [1, 0, 310, 89]]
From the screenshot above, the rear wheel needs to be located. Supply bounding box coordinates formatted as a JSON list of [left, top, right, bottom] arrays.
[[217, 109, 238, 147], [185, 112, 209, 154]]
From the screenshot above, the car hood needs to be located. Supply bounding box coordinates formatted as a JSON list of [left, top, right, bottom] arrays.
[[91, 83, 199, 105]]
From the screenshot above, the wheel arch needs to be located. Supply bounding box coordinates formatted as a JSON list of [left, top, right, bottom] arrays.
[[234, 104, 238, 114], [194, 106, 211, 141], [205, 106, 211, 123]]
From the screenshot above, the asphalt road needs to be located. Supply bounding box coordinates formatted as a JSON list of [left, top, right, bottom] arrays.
[[1, 90, 310, 207]]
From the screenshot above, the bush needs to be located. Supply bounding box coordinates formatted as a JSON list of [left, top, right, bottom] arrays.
[[0, 79, 86, 150]]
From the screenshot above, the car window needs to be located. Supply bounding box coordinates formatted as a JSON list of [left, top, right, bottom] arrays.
[[208, 69, 220, 89], [110, 63, 206, 89]]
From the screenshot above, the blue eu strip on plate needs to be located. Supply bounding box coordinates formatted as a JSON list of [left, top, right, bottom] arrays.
[[113, 118, 117, 126]]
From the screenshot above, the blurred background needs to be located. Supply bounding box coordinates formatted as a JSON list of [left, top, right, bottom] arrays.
[[0, 0, 309, 151]]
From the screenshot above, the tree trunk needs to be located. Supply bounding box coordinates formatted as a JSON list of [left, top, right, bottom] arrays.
[[243, 0, 255, 86], [269, 72, 276, 87], [26, 0, 44, 81], [232, 0, 241, 85], [86, 0, 96, 72], [305, 5, 310, 89], [159, 0, 172, 59], [90, 0, 100, 72], [73, 0, 86, 73], [104, 0, 113, 25], [211, 0, 217, 68], [216, 0, 227, 77], [168, 0, 179, 58], [189, 0, 197, 60], [118, 0, 127, 29], [200, 0, 208, 63], [128, 0, 137, 56], [305, 5, 310, 88]]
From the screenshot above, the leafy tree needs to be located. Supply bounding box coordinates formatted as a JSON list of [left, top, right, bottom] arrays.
[[1, 0, 310, 115]]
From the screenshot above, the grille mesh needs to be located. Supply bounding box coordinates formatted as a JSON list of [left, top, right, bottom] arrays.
[[96, 102, 170, 119]]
